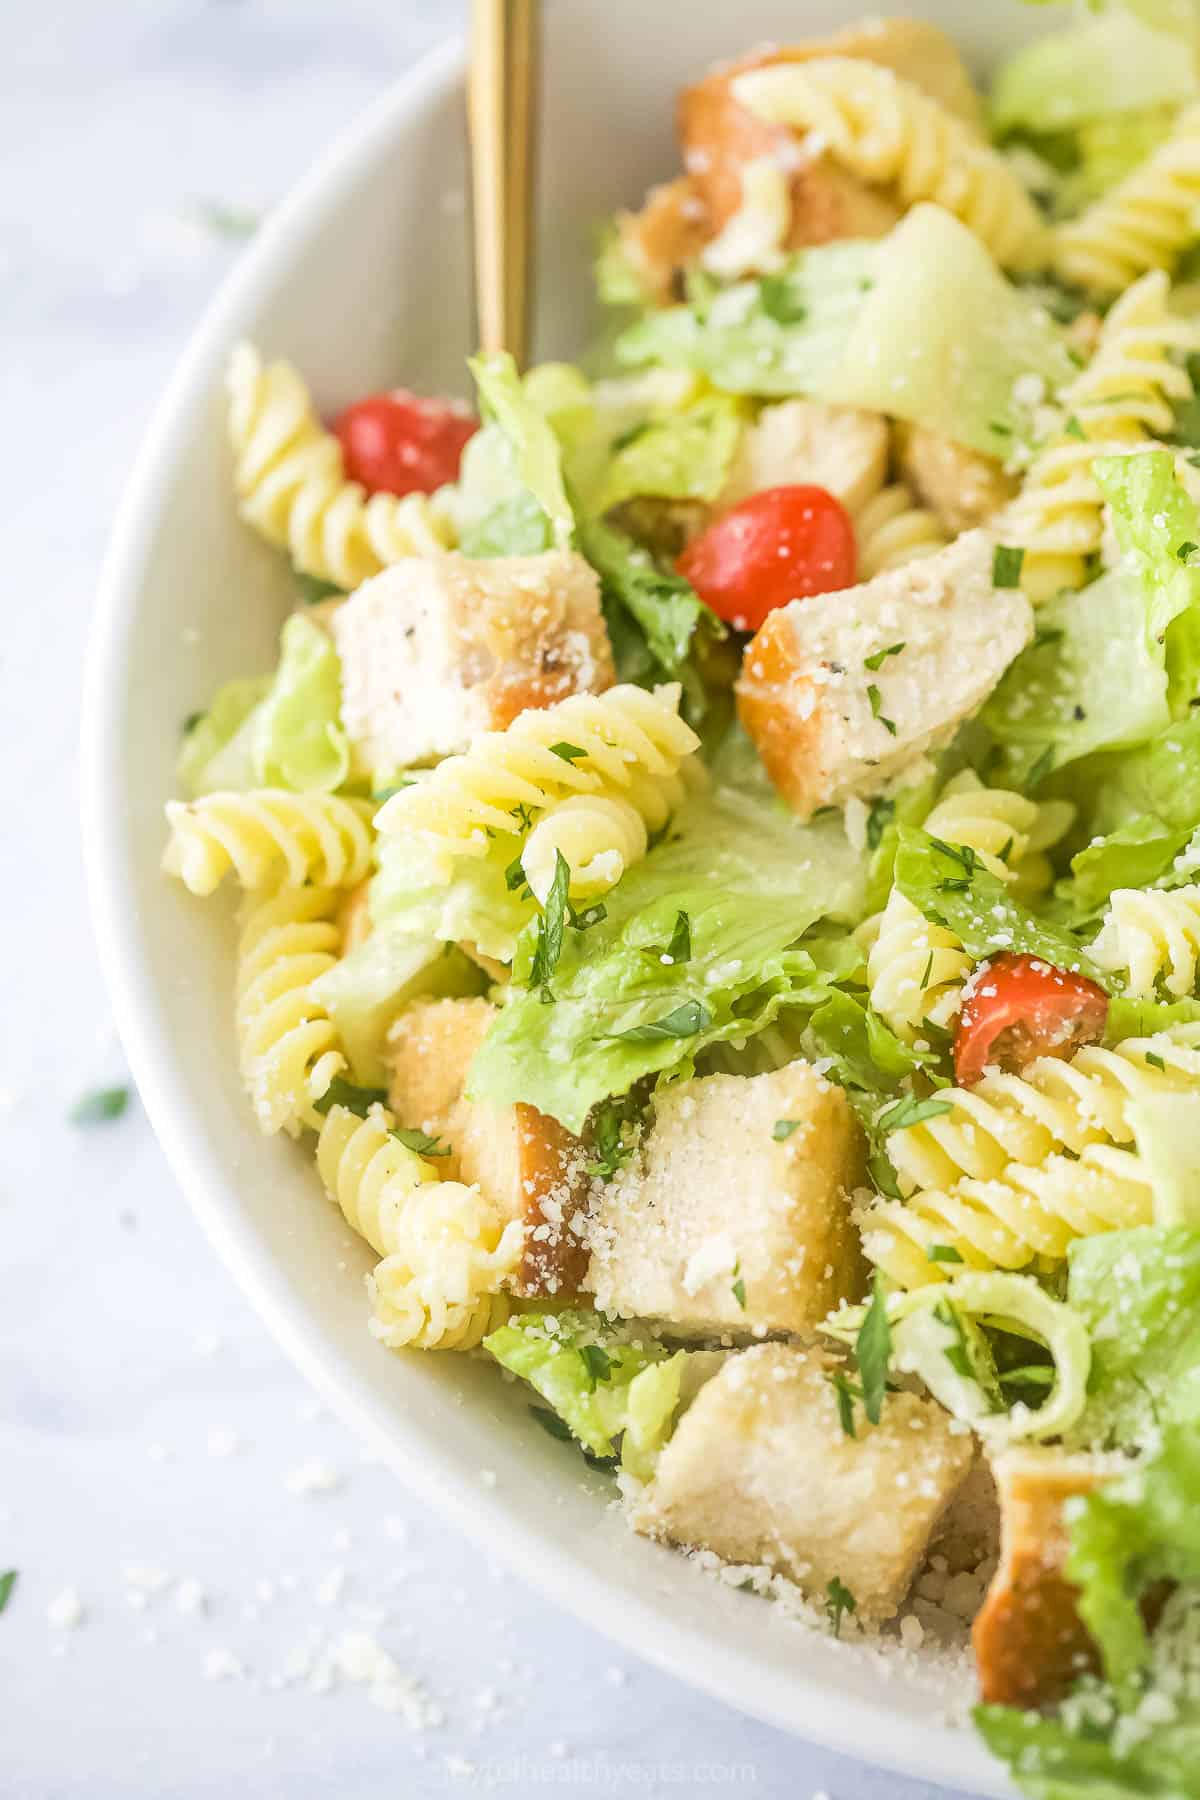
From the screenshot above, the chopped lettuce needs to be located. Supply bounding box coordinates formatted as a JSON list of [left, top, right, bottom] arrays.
[[892, 828, 1111, 984], [575, 511, 712, 676], [991, 6, 1199, 136], [483, 1310, 721, 1477], [369, 832, 532, 966], [1098, 451, 1200, 716], [178, 614, 349, 797], [1060, 817, 1195, 921], [594, 395, 743, 515], [1059, 105, 1179, 213], [616, 209, 1075, 458], [309, 931, 483, 1087], [1080, 715, 1200, 839], [467, 352, 576, 550], [1068, 1227, 1200, 1453], [467, 788, 866, 1133]]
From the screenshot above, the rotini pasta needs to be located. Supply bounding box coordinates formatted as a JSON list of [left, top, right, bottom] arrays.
[[1090, 884, 1200, 998], [854, 483, 948, 579], [315, 1104, 523, 1351], [731, 57, 1047, 270], [235, 885, 345, 1135], [866, 774, 1073, 1040], [520, 795, 649, 903], [163, 790, 375, 895], [375, 684, 700, 880], [997, 270, 1197, 600], [1054, 102, 1200, 297], [862, 1026, 1200, 1285], [227, 343, 458, 589]]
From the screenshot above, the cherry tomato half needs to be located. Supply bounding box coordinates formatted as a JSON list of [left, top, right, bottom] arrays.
[[677, 484, 857, 632], [334, 390, 477, 497], [954, 953, 1110, 1087]]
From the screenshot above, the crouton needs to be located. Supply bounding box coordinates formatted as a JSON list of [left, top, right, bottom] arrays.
[[585, 1064, 866, 1338], [631, 1343, 974, 1622], [332, 551, 614, 774], [387, 998, 591, 1297], [615, 177, 711, 307], [736, 529, 1033, 820], [896, 425, 1018, 536], [718, 400, 889, 517], [973, 1448, 1111, 1708]]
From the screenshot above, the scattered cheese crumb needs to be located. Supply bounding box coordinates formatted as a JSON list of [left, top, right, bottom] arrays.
[[47, 1588, 84, 1630], [284, 1459, 342, 1497]]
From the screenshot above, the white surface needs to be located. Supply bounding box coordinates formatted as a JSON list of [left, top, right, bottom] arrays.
[[8, 4, 1000, 1795]]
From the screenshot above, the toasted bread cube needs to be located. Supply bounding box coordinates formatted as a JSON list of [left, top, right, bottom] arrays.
[[973, 1449, 1111, 1708], [332, 551, 613, 773], [897, 425, 1017, 536], [615, 176, 711, 307], [585, 1064, 866, 1337], [719, 400, 889, 518], [736, 529, 1032, 820], [387, 998, 591, 1297], [631, 1343, 974, 1621]]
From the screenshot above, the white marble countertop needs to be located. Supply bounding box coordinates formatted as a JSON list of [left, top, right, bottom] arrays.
[[3, 3, 968, 1794]]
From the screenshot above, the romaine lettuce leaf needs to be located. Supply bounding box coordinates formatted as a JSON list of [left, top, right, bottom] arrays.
[[369, 831, 533, 966], [484, 1310, 667, 1458], [616, 209, 1075, 458], [178, 614, 349, 797], [594, 396, 743, 514], [575, 511, 711, 675], [1097, 451, 1200, 716], [1060, 817, 1195, 920], [467, 788, 866, 1133], [1079, 714, 1200, 838], [1068, 1226, 1200, 1452], [468, 351, 576, 550], [991, 6, 1198, 136], [892, 828, 1111, 984]]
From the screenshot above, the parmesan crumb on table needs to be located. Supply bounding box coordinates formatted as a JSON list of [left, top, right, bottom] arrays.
[[283, 1458, 342, 1497], [46, 1587, 85, 1630]]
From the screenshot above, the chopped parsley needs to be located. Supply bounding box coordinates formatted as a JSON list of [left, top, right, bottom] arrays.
[[772, 1119, 801, 1141], [992, 545, 1026, 589], [579, 1344, 613, 1388], [529, 1407, 573, 1443], [313, 1078, 388, 1119], [829, 1369, 863, 1439], [731, 1262, 747, 1310], [599, 999, 712, 1043], [876, 1094, 953, 1134], [527, 850, 570, 1001], [585, 1094, 641, 1180], [550, 742, 587, 763], [510, 801, 537, 833], [825, 1575, 857, 1638], [391, 1128, 451, 1158], [927, 1244, 965, 1265], [0, 1570, 15, 1615], [1145, 1050, 1166, 1071], [864, 642, 905, 672], [665, 910, 692, 966], [866, 685, 896, 735], [1177, 542, 1199, 564], [854, 1271, 893, 1427], [1026, 744, 1056, 788], [1063, 416, 1085, 441], [182, 710, 204, 735], [505, 855, 530, 893], [866, 797, 895, 853], [69, 1085, 131, 1126], [758, 273, 808, 325], [919, 950, 934, 990], [568, 900, 607, 932], [933, 1300, 976, 1381], [294, 572, 343, 606]]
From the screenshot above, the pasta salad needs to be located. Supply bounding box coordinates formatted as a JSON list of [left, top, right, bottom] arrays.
[[164, 8, 1200, 1791]]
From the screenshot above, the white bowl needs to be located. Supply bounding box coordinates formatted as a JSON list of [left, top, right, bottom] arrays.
[[84, 5, 1044, 1789]]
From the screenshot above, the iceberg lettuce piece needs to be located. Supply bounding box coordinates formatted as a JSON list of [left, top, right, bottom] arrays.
[[1068, 1226, 1200, 1452], [309, 930, 484, 1087], [178, 614, 349, 797], [991, 7, 1198, 136], [467, 787, 866, 1133]]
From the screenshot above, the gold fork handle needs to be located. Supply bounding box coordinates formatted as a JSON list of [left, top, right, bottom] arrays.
[[468, 0, 539, 368]]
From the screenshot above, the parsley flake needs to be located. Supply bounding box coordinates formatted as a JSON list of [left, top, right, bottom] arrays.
[[550, 742, 587, 763], [826, 1575, 857, 1638], [579, 1344, 613, 1389], [864, 642, 905, 672], [69, 1085, 131, 1126], [528, 850, 570, 1000], [992, 545, 1025, 589], [529, 1407, 573, 1443], [772, 1119, 801, 1141], [599, 999, 712, 1043], [927, 1244, 965, 1265], [1145, 1050, 1166, 1071], [1178, 542, 1199, 564], [731, 1262, 747, 1310], [876, 1095, 953, 1134], [0, 1570, 15, 1615], [314, 1079, 389, 1119], [391, 1128, 451, 1158], [829, 1370, 862, 1439], [866, 797, 895, 853], [854, 1272, 892, 1427]]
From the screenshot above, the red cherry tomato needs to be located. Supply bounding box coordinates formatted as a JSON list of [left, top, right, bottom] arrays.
[[954, 953, 1109, 1087], [333, 390, 477, 497], [677, 484, 857, 632]]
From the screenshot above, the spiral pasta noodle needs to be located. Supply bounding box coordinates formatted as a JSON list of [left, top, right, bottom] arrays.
[[235, 885, 345, 1136], [375, 684, 700, 879], [867, 774, 1073, 1040], [862, 1026, 1200, 1286], [731, 58, 1047, 270], [520, 795, 648, 903], [1090, 884, 1200, 998], [1054, 103, 1200, 297], [855, 483, 948, 579], [163, 790, 375, 895], [998, 270, 1198, 600], [227, 343, 458, 589], [315, 1104, 523, 1351]]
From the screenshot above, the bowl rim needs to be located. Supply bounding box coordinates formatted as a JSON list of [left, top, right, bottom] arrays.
[[81, 30, 1009, 1796]]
